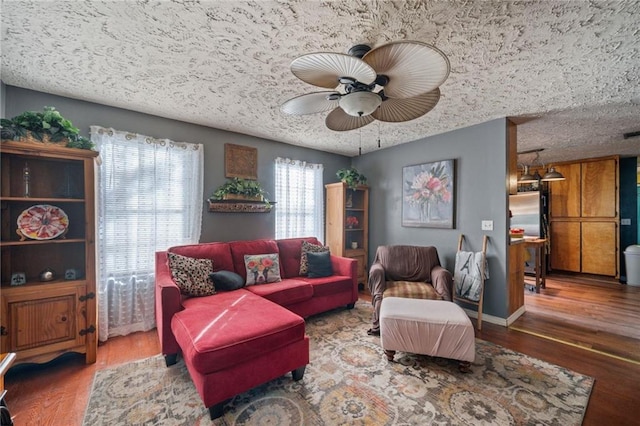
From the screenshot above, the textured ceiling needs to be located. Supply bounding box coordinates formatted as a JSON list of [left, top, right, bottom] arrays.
[[2, 1, 640, 163]]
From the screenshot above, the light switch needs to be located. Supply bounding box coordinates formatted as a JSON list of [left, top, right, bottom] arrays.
[[481, 220, 493, 231]]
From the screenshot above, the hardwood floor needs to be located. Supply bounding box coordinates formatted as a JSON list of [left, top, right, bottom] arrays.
[[513, 272, 640, 364], [4, 282, 640, 426]]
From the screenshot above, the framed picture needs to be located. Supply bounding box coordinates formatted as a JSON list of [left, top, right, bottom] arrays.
[[402, 159, 455, 228], [225, 144, 257, 179]]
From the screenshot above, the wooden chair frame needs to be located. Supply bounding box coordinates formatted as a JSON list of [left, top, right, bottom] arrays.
[[453, 234, 488, 330]]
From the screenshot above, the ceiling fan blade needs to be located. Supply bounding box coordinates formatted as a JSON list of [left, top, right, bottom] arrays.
[[281, 92, 340, 115], [363, 41, 450, 98], [372, 89, 441, 122], [291, 53, 377, 88], [325, 107, 375, 131]]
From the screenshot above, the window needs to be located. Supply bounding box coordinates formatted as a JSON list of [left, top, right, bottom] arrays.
[[92, 126, 203, 341], [275, 157, 324, 240]]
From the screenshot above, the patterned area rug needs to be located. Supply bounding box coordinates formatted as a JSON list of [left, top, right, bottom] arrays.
[[83, 301, 593, 425]]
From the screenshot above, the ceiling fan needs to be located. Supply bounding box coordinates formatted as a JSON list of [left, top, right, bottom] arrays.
[[280, 41, 450, 131]]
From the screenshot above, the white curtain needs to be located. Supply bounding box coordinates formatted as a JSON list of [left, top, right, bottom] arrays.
[[275, 157, 324, 241], [92, 126, 203, 342]]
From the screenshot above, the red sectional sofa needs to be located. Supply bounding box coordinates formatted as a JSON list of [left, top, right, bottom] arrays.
[[155, 237, 358, 419]]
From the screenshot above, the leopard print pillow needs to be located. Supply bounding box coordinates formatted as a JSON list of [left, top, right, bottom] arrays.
[[299, 241, 330, 275], [168, 252, 216, 296]]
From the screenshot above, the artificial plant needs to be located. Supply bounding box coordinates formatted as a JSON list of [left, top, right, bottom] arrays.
[[0, 106, 94, 150], [336, 167, 367, 189], [210, 178, 270, 203]]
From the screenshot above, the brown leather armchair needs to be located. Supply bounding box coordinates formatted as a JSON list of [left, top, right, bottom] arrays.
[[367, 245, 453, 334]]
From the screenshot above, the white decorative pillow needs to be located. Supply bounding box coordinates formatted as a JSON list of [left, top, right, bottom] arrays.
[[300, 241, 330, 275], [244, 253, 282, 285], [167, 252, 215, 296]]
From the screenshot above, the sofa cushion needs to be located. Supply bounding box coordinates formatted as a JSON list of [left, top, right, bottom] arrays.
[[302, 275, 353, 297], [276, 237, 320, 278], [167, 252, 215, 297], [168, 242, 234, 273], [210, 270, 244, 291], [173, 290, 305, 375], [229, 239, 280, 281], [383, 281, 442, 300], [245, 278, 313, 306], [300, 240, 330, 275], [244, 253, 282, 285], [306, 251, 333, 278]]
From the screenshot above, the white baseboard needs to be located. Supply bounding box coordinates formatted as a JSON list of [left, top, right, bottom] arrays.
[[461, 305, 526, 328]]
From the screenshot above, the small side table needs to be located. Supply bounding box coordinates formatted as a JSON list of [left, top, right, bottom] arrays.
[[523, 238, 547, 293], [0, 352, 16, 426]]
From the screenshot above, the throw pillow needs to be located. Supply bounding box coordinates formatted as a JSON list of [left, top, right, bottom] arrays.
[[306, 251, 333, 278], [244, 253, 282, 285], [167, 252, 215, 296], [300, 241, 330, 275], [209, 270, 244, 291]]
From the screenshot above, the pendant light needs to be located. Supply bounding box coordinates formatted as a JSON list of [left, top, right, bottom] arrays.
[[518, 165, 537, 183], [541, 167, 565, 181], [517, 148, 565, 183]]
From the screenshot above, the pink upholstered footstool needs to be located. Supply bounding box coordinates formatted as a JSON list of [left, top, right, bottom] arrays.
[[379, 297, 475, 372]]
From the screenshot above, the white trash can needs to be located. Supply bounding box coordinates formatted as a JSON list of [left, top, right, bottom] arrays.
[[624, 245, 640, 286]]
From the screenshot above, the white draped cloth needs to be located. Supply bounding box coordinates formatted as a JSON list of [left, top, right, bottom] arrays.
[[454, 251, 488, 302]]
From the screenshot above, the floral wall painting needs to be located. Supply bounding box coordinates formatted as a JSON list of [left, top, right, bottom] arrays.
[[402, 159, 455, 228]]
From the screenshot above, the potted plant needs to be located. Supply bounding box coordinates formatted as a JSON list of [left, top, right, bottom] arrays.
[[210, 178, 270, 203], [336, 167, 367, 190], [0, 106, 94, 150]]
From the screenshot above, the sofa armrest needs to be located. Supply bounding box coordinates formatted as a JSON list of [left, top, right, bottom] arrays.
[[431, 265, 453, 301], [367, 262, 386, 297], [155, 251, 183, 356], [330, 254, 358, 302]]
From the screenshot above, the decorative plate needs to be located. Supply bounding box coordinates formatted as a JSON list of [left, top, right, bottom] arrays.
[[17, 204, 69, 240]]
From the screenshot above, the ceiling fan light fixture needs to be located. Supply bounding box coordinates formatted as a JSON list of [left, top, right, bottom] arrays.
[[339, 91, 382, 117]]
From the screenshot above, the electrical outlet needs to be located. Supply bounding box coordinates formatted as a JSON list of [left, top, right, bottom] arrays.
[[481, 220, 493, 231], [621, 218, 631, 225]]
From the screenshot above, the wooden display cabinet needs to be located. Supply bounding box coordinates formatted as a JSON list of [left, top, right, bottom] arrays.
[[325, 182, 369, 290], [0, 141, 98, 365]]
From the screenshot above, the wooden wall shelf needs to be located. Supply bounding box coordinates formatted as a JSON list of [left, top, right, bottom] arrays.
[[207, 200, 274, 213]]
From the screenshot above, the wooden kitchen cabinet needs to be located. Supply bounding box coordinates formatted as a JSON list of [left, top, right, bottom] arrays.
[[581, 159, 617, 218], [548, 156, 619, 277], [550, 221, 581, 272], [550, 163, 581, 218], [581, 222, 617, 276], [508, 241, 525, 315], [325, 182, 369, 288], [0, 141, 98, 365]]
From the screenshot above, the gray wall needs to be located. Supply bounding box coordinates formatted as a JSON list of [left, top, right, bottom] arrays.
[[4, 86, 511, 318], [352, 119, 510, 319], [4, 86, 351, 242]]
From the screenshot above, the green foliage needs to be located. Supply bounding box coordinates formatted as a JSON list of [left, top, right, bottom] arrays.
[[336, 167, 367, 189], [0, 106, 94, 150], [211, 178, 270, 203]]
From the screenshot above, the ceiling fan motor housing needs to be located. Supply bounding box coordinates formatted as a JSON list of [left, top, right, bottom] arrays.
[[347, 44, 371, 58]]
